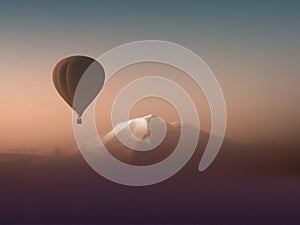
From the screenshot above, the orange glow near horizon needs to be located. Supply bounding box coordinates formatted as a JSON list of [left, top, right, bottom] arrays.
[[0, 58, 299, 154]]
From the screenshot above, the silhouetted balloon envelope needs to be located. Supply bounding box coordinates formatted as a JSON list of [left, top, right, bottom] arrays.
[[53, 56, 105, 124]]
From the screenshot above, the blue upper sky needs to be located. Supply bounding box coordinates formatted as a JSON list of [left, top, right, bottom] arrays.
[[0, 0, 299, 145]]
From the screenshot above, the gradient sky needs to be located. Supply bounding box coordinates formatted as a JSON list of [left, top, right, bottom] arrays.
[[0, 0, 299, 152]]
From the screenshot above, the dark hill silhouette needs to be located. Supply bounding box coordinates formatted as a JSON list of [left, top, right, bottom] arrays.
[[0, 117, 299, 224]]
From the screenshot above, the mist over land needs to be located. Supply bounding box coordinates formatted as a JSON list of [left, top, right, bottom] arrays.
[[1, 116, 299, 224]]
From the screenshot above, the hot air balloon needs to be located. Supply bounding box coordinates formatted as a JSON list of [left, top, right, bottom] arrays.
[[53, 55, 105, 124]]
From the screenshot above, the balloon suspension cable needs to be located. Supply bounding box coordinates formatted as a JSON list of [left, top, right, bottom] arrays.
[[77, 117, 82, 124]]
